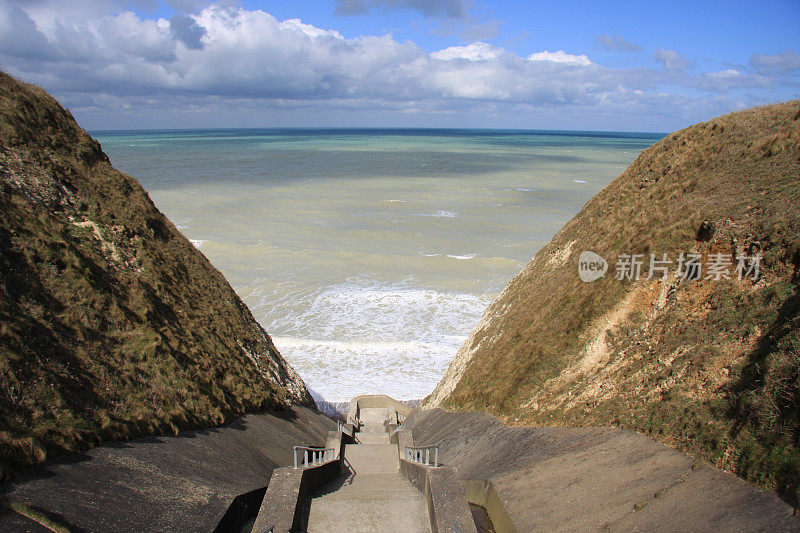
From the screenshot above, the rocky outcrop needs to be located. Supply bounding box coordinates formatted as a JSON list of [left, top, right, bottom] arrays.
[[0, 71, 314, 478], [426, 100, 800, 496]]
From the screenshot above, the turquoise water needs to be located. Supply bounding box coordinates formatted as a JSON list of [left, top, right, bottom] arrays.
[[94, 128, 662, 402]]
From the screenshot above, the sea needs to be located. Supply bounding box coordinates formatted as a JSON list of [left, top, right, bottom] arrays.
[[93, 128, 663, 403]]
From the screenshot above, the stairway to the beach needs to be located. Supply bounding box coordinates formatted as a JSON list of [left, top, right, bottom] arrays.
[[304, 407, 430, 532]]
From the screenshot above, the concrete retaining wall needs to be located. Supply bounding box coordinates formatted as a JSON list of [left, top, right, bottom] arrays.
[[326, 427, 355, 460], [463, 480, 518, 533], [251, 458, 341, 533], [399, 459, 477, 533], [392, 428, 414, 457], [250, 425, 356, 533], [347, 394, 413, 427]]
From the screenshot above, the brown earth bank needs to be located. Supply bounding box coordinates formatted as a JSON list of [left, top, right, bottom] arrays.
[[0, 71, 315, 480], [426, 100, 800, 497]]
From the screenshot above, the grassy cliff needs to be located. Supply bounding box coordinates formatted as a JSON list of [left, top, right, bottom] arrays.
[[427, 100, 800, 496], [0, 72, 314, 479]]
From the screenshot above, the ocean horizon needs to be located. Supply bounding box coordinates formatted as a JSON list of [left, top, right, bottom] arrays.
[[94, 127, 664, 402]]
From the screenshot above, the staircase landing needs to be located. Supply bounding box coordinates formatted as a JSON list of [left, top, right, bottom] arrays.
[[305, 408, 430, 532]]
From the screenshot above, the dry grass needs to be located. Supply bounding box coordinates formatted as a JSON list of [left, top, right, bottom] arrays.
[[0, 71, 314, 480], [440, 100, 800, 496]]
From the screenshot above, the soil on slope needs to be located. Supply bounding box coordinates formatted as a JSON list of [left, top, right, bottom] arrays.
[[428, 100, 800, 496], [0, 71, 314, 479]]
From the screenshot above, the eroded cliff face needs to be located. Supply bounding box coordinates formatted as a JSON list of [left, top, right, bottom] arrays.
[[0, 72, 313, 478], [427, 100, 800, 494]]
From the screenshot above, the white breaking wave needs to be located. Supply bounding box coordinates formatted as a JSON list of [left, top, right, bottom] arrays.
[[573, 179, 588, 183], [189, 239, 207, 248], [417, 210, 458, 218], [274, 337, 448, 352], [254, 277, 491, 401], [447, 254, 476, 260], [271, 335, 470, 402]]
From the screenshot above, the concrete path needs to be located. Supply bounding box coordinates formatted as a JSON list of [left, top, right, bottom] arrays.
[[305, 408, 430, 533]]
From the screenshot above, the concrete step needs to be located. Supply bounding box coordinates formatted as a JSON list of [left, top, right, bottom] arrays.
[[307, 471, 429, 533], [358, 407, 388, 425], [305, 420, 431, 533], [356, 413, 391, 444], [357, 433, 389, 445], [304, 407, 430, 532], [316, 473, 420, 494], [344, 444, 398, 473]]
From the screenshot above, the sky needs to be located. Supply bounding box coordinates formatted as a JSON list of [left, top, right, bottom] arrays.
[[0, 0, 798, 132]]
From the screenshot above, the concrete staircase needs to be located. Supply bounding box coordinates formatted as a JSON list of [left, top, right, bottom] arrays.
[[305, 408, 430, 532]]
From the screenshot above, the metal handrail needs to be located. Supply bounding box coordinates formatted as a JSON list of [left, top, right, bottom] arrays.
[[405, 444, 439, 467], [293, 446, 335, 469]]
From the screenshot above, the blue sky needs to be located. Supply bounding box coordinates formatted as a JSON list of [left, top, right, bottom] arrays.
[[1, 0, 798, 131]]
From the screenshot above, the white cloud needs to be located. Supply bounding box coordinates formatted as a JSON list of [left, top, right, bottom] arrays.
[[690, 68, 772, 93], [749, 49, 800, 75], [0, 4, 793, 130], [709, 68, 740, 78], [432, 42, 504, 61], [334, 0, 472, 18], [279, 18, 345, 39], [653, 47, 693, 70], [0, 5, 608, 105], [594, 34, 642, 52], [527, 50, 592, 66], [170, 14, 206, 50], [459, 18, 503, 42]]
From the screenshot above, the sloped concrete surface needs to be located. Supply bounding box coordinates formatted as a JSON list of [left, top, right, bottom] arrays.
[[306, 407, 430, 532], [406, 408, 799, 532], [0, 407, 334, 532]]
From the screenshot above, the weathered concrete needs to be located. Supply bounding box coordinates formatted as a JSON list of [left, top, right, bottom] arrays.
[[405, 408, 800, 532], [251, 426, 354, 532], [252, 457, 343, 533], [393, 429, 414, 459], [306, 406, 430, 532], [357, 408, 393, 444], [347, 396, 413, 428], [0, 407, 334, 532], [400, 459, 477, 533], [252, 467, 305, 533], [463, 480, 517, 533]]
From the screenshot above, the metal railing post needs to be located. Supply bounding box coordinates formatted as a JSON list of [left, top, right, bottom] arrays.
[[405, 444, 440, 467], [292, 446, 334, 469]]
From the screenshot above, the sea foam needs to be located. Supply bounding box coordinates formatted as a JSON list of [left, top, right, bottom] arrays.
[[261, 278, 489, 401]]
